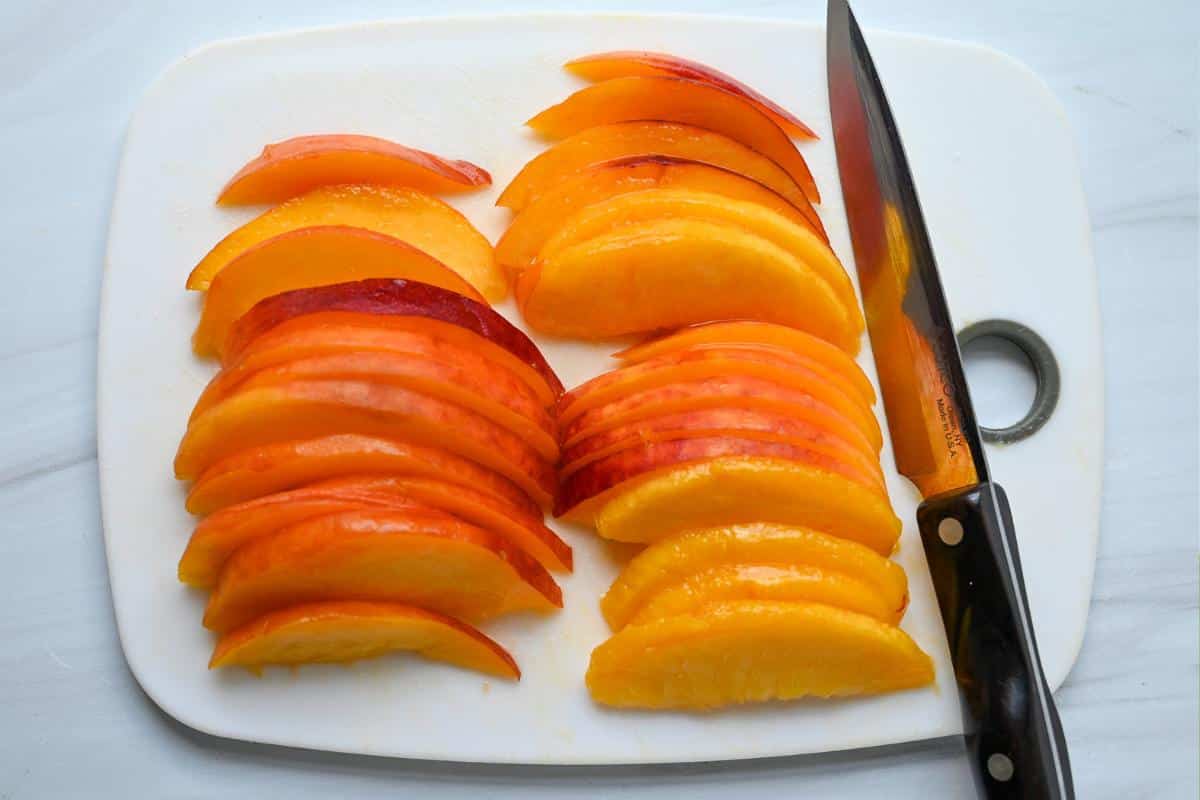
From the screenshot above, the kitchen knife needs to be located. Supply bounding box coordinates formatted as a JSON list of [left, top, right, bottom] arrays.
[[825, 2, 1075, 797]]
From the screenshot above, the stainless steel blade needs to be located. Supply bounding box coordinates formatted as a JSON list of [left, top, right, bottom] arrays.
[[827, 0, 989, 498]]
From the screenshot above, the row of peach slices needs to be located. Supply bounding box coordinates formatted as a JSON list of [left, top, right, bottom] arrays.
[[175, 130, 573, 679], [492, 52, 934, 708], [496, 52, 860, 350]]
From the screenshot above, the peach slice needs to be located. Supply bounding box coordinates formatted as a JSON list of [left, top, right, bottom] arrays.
[[628, 565, 899, 627], [210, 601, 519, 679], [559, 346, 880, 449], [192, 351, 558, 462], [218, 135, 491, 205], [560, 375, 879, 461], [560, 407, 884, 493], [600, 521, 909, 630], [203, 508, 561, 633], [223, 281, 563, 401], [557, 439, 881, 527], [526, 77, 818, 203], [222, 311, 559, 410], [586, 601, 934, 709], [537, 190, 856, 325], [194, 323, 551, 425], [181, 476, 571, 586], [616, 320, 876, 406], [496, 156, 825, 276], [312, 475, 572, 573], [592, 456, 902, 554], [179, 487, 429, 587], [174, 381, 556, 508], [496, 122, 818, 223], [192, 226, 485, 357], [186, 185, 505, 302], [519, 218, 859, 349], [186, 434, 536, 516], [564, 52, 817, 139]]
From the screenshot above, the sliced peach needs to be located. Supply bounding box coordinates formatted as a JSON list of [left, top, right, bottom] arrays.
[[559, 346, 880, 449], [600, 521, 909, 630], [223, 281, 563, 401], [195, 321, 551, 425], [538, 190, 855, 325], [592, 456, 902, 554], [221, 311, 559, 412], [527, 77, 818, 203], [180, 487, 430, 588], [182, 476, 571, 585], [560, 375, 879, 461], [186, 185, 505, 302], [564, 52, 817, 139], [174, 381, 555, 508], [210, 601, 519, 678], [586, 601, 934, 709], [519, 218, 858, 349], [496, 122, 818, 223], [204, 508, 561, 633], [186, 434, 536, 516], [192, 351, 558, 462], [311, 475, 572, 573], [218, 135, 491, 205], [496, 156, 826, 275], [192, 226, 485, 357], [616, 320, 876, 406], [628, 565, 898, 627], [560, 407, 884, 493], [557, 438, 881, 527]]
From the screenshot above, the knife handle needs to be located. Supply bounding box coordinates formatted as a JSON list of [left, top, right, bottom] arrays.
[[917, 482, 1075, 800]]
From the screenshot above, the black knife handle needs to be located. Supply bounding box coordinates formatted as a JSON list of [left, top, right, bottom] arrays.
[[917, 482, 1074, 800]]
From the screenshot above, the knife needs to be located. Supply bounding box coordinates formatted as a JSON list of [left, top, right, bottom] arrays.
[[826, 2, 1075, 797]]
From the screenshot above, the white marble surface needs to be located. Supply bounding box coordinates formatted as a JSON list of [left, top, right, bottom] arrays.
[[0, 0, 1195, 797]]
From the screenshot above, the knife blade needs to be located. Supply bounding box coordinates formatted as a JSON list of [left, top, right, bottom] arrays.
[[826, 2, 1075, 797]]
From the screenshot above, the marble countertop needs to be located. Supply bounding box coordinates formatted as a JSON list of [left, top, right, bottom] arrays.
[[1, 0, 1196, 797]]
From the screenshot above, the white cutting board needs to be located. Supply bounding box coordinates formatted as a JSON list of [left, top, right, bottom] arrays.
[[98, 13, 1102, 764]]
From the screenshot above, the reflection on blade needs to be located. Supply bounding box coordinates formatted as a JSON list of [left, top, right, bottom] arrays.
[[827, 0, 987, 498]]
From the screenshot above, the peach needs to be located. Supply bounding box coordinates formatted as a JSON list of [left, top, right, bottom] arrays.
[[218, 135, 491, 205], [586, 601, 933, 709], [616, 320, 876, 406], [496, 122, 818, 221], [210, 601, 520, 679], [559, 346, 881, 449], [592, 456, 902, 554], [185, 434, 537, 516], [536, 190, 855, 324], [187, 185, 505, 302], [628, 565, 899, 627], [496, 156, 825, 276], [518, 218, 859, 349], [203, 508, 561, 633], [526, 77, 817, 202], [556, 438, 878, 523], [174, 381, 556, 508], [192, 351, 558, 462], [560, 407, 884, 493], [181, 476, 571, 586], [192, 226, 485, 357], [600, 521, 909, 630], [222, 281, 563, 401], [312, 475, 571, 573], [180, 487, 429, 588], [560, 374, 879, 461], [564, 51, 817, 139]]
